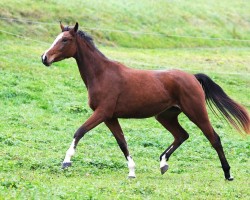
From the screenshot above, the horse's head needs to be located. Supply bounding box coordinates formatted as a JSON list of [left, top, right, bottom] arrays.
[[41, 22, 78, 66]]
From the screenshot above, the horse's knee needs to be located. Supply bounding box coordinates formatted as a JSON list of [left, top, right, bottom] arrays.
[[182, 131, 189, 141], [175, 129, 189, 145]]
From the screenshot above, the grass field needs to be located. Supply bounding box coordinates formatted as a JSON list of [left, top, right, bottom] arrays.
[[0, 0, 250, 199], [1, 0, 250, 48]]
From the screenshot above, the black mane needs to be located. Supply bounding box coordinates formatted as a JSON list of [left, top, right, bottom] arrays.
[[63, 26, 106, 58]]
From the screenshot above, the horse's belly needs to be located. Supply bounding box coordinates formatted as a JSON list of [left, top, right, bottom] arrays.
[[114, 107, 168, 118], [113, 97, 174, 118]]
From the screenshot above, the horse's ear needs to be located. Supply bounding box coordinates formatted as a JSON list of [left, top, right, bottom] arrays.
[[60, 21, 64, 32], [69, 22, 78, 36], [74, 22, 79, 32]]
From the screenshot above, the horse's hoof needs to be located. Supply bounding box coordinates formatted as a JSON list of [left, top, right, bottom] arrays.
[[160, 164, 169, 175], [128, 172, 136, 178], [62, 162, 72, 169], [226, 176, 234, 181]]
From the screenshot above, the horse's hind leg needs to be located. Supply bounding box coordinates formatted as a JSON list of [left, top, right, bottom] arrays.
[[181, 101, 233, 180], [155, 107, 189, 174]]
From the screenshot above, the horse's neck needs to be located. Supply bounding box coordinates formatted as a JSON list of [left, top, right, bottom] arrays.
[[74, 39, 107, 88]]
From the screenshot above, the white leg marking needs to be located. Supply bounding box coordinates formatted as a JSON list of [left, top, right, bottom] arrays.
[[127, 156, 136, 178], [43, 32, 64, 59], [166, 145, 173, 154], [63, 139, 75, 163], [160, 146, 173, 170], [160, 154, 167, 168]]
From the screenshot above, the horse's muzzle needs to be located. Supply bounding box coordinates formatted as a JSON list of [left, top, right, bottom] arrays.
[[41, 54, 50, 67]]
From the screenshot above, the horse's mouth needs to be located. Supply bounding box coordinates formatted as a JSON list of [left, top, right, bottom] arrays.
[[42, 59, 53, 67], [43, 62, 51, 67], [41, 54, 53, 67]]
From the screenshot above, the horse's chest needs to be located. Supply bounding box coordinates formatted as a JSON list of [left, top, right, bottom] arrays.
[[87, 88, 105, 110], [88, 94, 99, 110], [88, 91, 99, 110]]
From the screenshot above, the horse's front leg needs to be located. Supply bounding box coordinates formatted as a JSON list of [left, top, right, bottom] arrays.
[[62, 110, 106, 168], [105, 118, 136, 178]]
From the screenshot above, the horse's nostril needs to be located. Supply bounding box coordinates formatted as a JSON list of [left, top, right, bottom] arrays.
[[41, 54, 47, 63], [41, 54, 50, 66]]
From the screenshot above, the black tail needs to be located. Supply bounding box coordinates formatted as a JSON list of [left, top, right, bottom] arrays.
[[195, 73, 250, 134]]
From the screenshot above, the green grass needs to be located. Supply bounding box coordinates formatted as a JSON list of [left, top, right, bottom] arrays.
[[0, 0, 250, 199], [0, 36, 249, 199], [0, 0, 250, 48]]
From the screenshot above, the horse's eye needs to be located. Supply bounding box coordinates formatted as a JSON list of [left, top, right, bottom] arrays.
[[62, 38, 68, 43]]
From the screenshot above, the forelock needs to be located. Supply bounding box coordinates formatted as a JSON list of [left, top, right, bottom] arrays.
[[62, 26, 72, 32]]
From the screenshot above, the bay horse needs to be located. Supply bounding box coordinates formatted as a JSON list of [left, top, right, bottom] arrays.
[[41, 22, 250, 180]]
